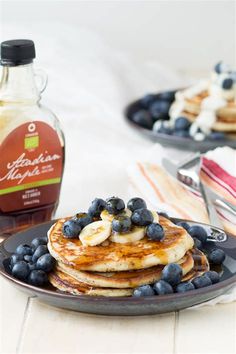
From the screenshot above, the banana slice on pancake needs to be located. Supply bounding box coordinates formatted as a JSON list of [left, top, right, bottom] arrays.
[[101, 208, 132, 222], [110, 226, 145, 244], [79, 220, 112, 246]]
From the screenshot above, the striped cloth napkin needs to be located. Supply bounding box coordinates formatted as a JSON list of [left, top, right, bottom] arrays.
[[128, 145, 236, 236]]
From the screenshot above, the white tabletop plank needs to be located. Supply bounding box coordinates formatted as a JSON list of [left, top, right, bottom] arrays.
[[0, 278, 30, 354], [175, 302, 236, 354], [18, 299, 175, 354]]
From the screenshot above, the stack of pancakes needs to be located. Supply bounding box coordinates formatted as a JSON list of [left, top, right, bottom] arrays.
[[48, 216, 209, 297], [175, 89, 236, 132]]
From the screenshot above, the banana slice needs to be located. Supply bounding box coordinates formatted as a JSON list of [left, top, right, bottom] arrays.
[[101, 208, 132, 222], [79, 220, 112, 246], [110, 226, 145, 244], [151, 211, 159, 223]]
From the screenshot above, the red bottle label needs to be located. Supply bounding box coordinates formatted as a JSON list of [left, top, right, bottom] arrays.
[[0, 121, 63, 213]]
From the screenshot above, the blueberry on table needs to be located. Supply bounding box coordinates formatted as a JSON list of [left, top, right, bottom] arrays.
[[62, 219, 81, 239], [161, 263, 183, 286], [204, 271, 220, 284], [12, 261, 30, 281], [36, 253, 56, 272], [153, 280, 174, 295], [222, 77, 233, 90], [176, 281, 195, 293], [105, 197, 125, 215], [146, 223, 165, 241], [133, 284, 155, 297], [193, 237, 203, 250], [112, 216, 131, 233], [75, 212, 93, 228], [188, 225, 208, 244], [174, 117, 191, 131], [208, 248, 226, 265], [15, 244, 33, 257], [131, 208, 154, 226], [31, 237, 48, 250], [207, 132, 226, 141], [176, 221, 190, 231], [127, 197, 147, 212], [192, 275, 212, 289], [149, 100, 170, 120], [32, 245, 48, 263], [28, 270, 48, 286], [88, 198, 106, 217], [131, 110, 153, 129], [140, 94, 155, 109]]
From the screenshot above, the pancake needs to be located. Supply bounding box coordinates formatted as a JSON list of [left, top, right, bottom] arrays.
[[48, 216, 194, 272], [49, 249, 209, 297], [56, 250, 194, 288]]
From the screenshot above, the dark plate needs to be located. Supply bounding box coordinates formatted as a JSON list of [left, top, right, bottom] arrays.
[[0, 219, 236, 316], [124, 92, 236, 153]]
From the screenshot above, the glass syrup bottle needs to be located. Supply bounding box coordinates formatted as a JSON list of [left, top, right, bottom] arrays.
[[0, 39, 65, 237]]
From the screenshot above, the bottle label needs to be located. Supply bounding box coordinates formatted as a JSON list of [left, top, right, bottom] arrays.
[[0, 121, 64, 213]]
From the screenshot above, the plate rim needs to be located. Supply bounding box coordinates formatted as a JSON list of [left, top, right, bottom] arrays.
[[0, 219, 236, 304]]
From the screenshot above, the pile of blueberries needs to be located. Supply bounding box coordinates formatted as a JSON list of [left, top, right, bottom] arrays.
[[7, 236, 56, 286], [129, 93, 226, 141], [63, 197, 165, 241], [133, 221, 226, 297]]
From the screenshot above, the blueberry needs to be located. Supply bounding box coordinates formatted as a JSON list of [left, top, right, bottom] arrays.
[[174, 117, 191, 131], [36, 253, 56, 273], [208, 248, 225, 265], [176, 221, 190, 231], [88, 198, 106, 217], [106, 197, 125, 215], [173, 130, 190, 138], [222, 77, 233, 90], [192, 275, 212, 289], [153, 280, 174, 295], [176, 281, 195, 293], [204, 271, 220, 284], [29, 262, 36, 271], [127, 197, 147, 212], [133, 284, 155, 297], [12, 261, 30, 280], [188, 225, 208, 244], [62, 219, 81, 238], [140, 94, 155, 109], [131, 110, 153, 129], [157, 91, 176, 102], [161, 263, 183, 286], [193, 237, 203, 250], [24, 255, 32, 263], [31, 237, 47, 250], [208, 132, 226, 141], [131, 208, 154, 226], [10, 254, 23, 269], [146, 223, 164, 241], [28, 270, 48, 286], [214, 61, 228, 74], [32, 245, 48, 263], [112, 216, 131, 233], [75, 212, 93, 228], [15, 244, 33, 257], [149, 100, 170, 120]]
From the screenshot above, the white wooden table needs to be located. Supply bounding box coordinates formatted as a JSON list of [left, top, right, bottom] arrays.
[[1, 276, 236, 354]]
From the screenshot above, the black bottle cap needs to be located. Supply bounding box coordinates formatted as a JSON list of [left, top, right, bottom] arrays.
[[0, 39, 36, 66]]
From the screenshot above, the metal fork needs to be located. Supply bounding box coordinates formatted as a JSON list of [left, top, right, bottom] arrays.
[[177, 157, 227, 242]]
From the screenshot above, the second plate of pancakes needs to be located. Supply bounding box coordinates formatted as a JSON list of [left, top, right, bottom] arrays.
[[1, 218, 236, 316]]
